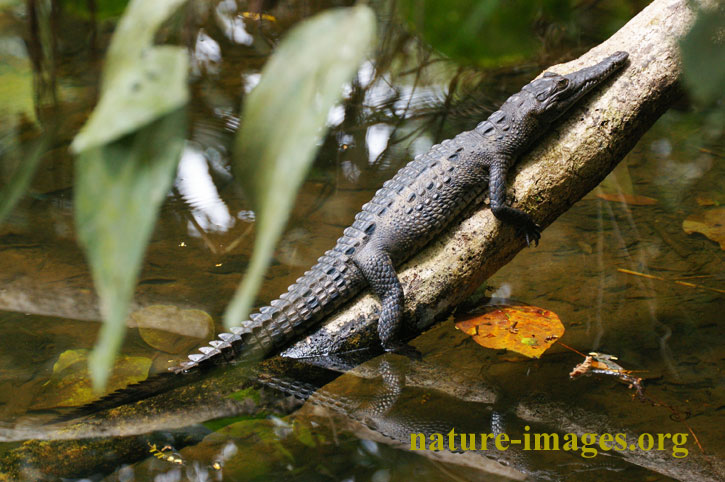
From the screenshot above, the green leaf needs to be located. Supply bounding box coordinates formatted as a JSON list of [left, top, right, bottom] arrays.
[[74, 109, 186, 390], [71, 0, 188, 152], [224, 6, 376, 329], [680, 4, 725, 104], [0, 136, 47, 226]]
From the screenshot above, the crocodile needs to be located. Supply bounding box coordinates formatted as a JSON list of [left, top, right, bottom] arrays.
[[62, 51, 628, 418]]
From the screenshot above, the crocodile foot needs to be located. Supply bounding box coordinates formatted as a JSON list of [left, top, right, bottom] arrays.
[[518, 222, 542, 247]]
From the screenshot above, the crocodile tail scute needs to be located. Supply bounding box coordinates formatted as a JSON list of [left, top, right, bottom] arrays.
[[169, 244, 366, 374]]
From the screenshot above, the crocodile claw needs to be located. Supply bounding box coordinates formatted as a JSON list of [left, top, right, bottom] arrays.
[[519, 222, 542, 247]]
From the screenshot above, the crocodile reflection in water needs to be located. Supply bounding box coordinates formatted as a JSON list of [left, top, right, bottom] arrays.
[[260, 356, 642, 480], [5, 353, 718, 480]]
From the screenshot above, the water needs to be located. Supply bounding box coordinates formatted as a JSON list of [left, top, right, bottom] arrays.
[[0, 0, 722, 480]]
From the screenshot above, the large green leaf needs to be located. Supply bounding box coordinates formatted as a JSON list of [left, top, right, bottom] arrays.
[[74, 109, 186, 390], [0, 29, 39, 209], [680, 4, 725, 104], [225, 6, 376, 329], [71, 0, 188, 390], [71, 0, 188, 153], [0, 136, 47, 225]]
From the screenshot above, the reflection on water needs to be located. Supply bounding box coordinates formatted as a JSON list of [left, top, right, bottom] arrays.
[[0, 0, 723, 480], [176, 145, 236, 235]]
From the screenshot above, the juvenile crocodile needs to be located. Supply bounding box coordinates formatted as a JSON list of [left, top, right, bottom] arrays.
[[64, 52, 628, 417]]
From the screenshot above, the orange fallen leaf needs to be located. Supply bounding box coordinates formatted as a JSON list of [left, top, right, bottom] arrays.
[[455, 304, 565, 358], [682, 208, 725, 250], [595, 192, 658, 205]]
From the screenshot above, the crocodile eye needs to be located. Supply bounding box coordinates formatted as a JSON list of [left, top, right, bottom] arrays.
[[557, 78, 569, 89]]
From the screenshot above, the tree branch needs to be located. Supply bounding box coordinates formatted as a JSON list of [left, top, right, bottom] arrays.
[[283, 0, 701, 357]]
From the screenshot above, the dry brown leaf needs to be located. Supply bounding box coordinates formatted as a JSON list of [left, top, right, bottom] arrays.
[[682, 208, 725, 250]]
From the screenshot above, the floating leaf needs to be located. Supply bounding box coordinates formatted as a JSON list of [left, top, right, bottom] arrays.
[[682, 208, 725, 250], [455, 304, 565, 358], [31, 349, 151, 409], [570, 352, 645, 399], [130, 305, 214, 354], [74, 109, 186, 390], [595, 192, 658, 205], [225, 6, 375, 329], [71, 0, 188, 152]]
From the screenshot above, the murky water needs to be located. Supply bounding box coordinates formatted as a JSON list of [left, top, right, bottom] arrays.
[[0, 0, 722, 480]]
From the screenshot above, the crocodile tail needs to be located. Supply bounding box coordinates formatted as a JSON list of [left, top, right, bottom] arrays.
[[52, 233, 368, 422], [170, 244, 366, 374]]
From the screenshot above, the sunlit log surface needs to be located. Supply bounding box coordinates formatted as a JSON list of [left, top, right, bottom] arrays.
[[283, 0, 709, 357]]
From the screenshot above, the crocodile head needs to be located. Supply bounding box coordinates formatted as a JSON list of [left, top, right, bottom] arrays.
[[523, 51, 629, 123]]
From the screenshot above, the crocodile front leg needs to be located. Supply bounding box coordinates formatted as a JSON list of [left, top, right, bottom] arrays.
[[489, 155, 542, 246], [352, 243, 405, 350]]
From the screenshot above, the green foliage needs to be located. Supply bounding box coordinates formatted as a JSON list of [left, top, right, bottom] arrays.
[[0, 24, 40, 218], [397, 0, 573, 65], [71, 0, 188, 390], [0, 136, 46, 226], [74, 109, 186, 390], [225, 5, 376, 329], [680, 3, 725, 104], [63, 0, 130, 20], [71, 0, 188, 153]]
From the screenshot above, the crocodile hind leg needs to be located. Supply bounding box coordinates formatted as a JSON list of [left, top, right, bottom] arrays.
[[352, 244, 405, 350], [489, 155, 542, 246]]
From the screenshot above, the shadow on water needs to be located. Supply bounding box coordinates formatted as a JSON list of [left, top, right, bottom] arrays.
[[0, 0, 722, 479]]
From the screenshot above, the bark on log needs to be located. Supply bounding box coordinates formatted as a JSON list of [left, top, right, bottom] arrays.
[[283, 0, 703, 357]]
